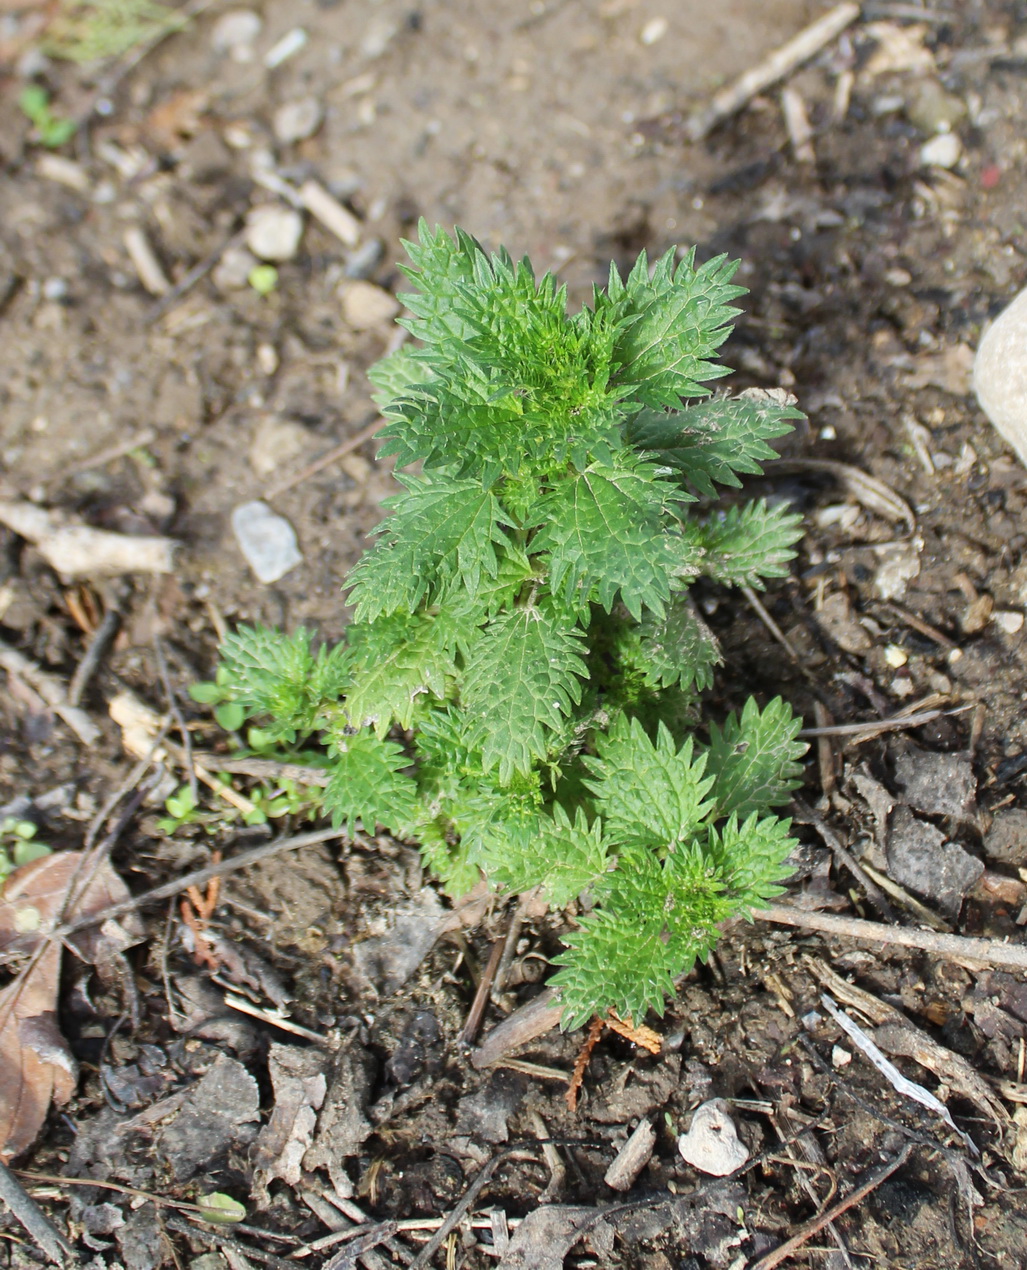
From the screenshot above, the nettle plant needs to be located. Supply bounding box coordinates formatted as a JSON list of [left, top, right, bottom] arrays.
[[211, 224, 808, 1028]]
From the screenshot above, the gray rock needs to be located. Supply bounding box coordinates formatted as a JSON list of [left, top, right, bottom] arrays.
[[156, 1054, 260, 1180], [273, 97, 323, 145], [886, 805, 983, 919], [984, 809, 1027, 867], [352, 887, 443, 994], [975, 287, 1027, 468], [231, 500, 303, 584], [245, 204, 304, 262], [892, 744, 977, 823]]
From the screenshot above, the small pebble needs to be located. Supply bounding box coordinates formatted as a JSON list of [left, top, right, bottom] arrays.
[[213, 244, 260, 290], [340, 279, 400, 330], [640, 16, 668, 45], [273, 97, 323, 145], [919, 132, 961, 169], [211, 9, 262, 54], [42, 277, 68, 301], [677, 1100, 749, 1177], [994, 610, 1025, 635], [231, 500, 303, 584], [256, 343, 279, 376], [974, 287, 1027, 469], [906, 78, 966, 135], [245, 204, 304, 262], [832, 1045, 852, 1068], [248, 417, 309, 478], [883, 643, 908, 668]]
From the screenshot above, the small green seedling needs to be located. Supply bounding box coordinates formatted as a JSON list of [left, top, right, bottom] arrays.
[[207, 224, 808, 1027], [248, 265, 279, 297], [0, 818, 53, 882], [18, 86, 78, 149]]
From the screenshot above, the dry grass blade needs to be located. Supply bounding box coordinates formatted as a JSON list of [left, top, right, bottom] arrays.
[[766, 457, 916, 534]]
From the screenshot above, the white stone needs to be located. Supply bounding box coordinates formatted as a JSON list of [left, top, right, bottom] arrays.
[[245, 205, 304, 262], [248, 417, 310, 478], [640, 16, 668, 45], [340, 279, 400, 330], [994, 610, 1025, 635], [919, 132, 961, 169], [273, 98, 323, 145], [231, 501, 302, 584], [677, 1100, 749, 1176], [211, 10, 262, 51], [213, 244, 260, 291], [975, 287, 1027, 468]]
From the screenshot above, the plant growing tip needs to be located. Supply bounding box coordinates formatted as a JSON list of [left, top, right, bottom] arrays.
[[204, 223, 808, 1026]]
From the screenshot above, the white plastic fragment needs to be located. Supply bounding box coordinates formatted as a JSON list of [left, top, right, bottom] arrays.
[[245, 204, 304, 262], [677, 1100, 749, 1176], [974, 287, 1027, 469], [231, 500, 302, 584]]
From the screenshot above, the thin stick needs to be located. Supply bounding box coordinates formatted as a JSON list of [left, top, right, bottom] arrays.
[[408, 1151, 515, 1270], [0, 1161, 76, 1266], [459, 937, 505, 1046], [798, 702, 973, 740], [146, 228, 246, 326], [53, 827, 345, 941], [163, 1215, 298, 1270], [741, 586, 800, 661], [154, 636, 197, 805], [757, 902, 1027, 971], [493, 887, 540, 999], [684, 3, 860, 141], [67, 605, 121, 707], [265, 417, 384, 499], [194, 756, 331, 787], [794, 800, 897, 923], [751, 1144, 912, 1270], [0, 637, 101, 745]]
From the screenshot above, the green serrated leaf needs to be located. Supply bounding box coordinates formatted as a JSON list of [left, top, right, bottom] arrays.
[[322, 730, 417, 836], [345, 475, 511, 623], [628, 595, 722, 693], [628, 391, 805, 496], [531, 454, 679, 620], [609, 248, 745, 409], [698, 499, 804, 588], [343, 603, 472, 734], [462, 601, 588, 782], [585, 714, 715, 851], [705, 697, 806, 820]]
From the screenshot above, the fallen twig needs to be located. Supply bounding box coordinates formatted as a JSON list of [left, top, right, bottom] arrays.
[[758, 902, 1027, 971], [798, 701, 974, 741], [0, 637, 101, 746], [751, 1143, 912, 1270], [54, 827, 345, 942], [793, 800, 897, 922], [264, 417, 384, 499], [67, 605, 122, 708], [458, 936, 505, 1047], [0, 1160, 76, 1266], [684, 3, 860, 141]]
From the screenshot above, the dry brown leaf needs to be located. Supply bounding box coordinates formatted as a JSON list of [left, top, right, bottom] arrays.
[[0, 852, 143, 1161]]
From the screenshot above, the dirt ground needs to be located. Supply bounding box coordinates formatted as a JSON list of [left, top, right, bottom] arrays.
[[3, 0, 1027, 1267]]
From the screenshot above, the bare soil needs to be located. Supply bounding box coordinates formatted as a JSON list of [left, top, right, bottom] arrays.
[[3, 2, 1027, 1267]]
